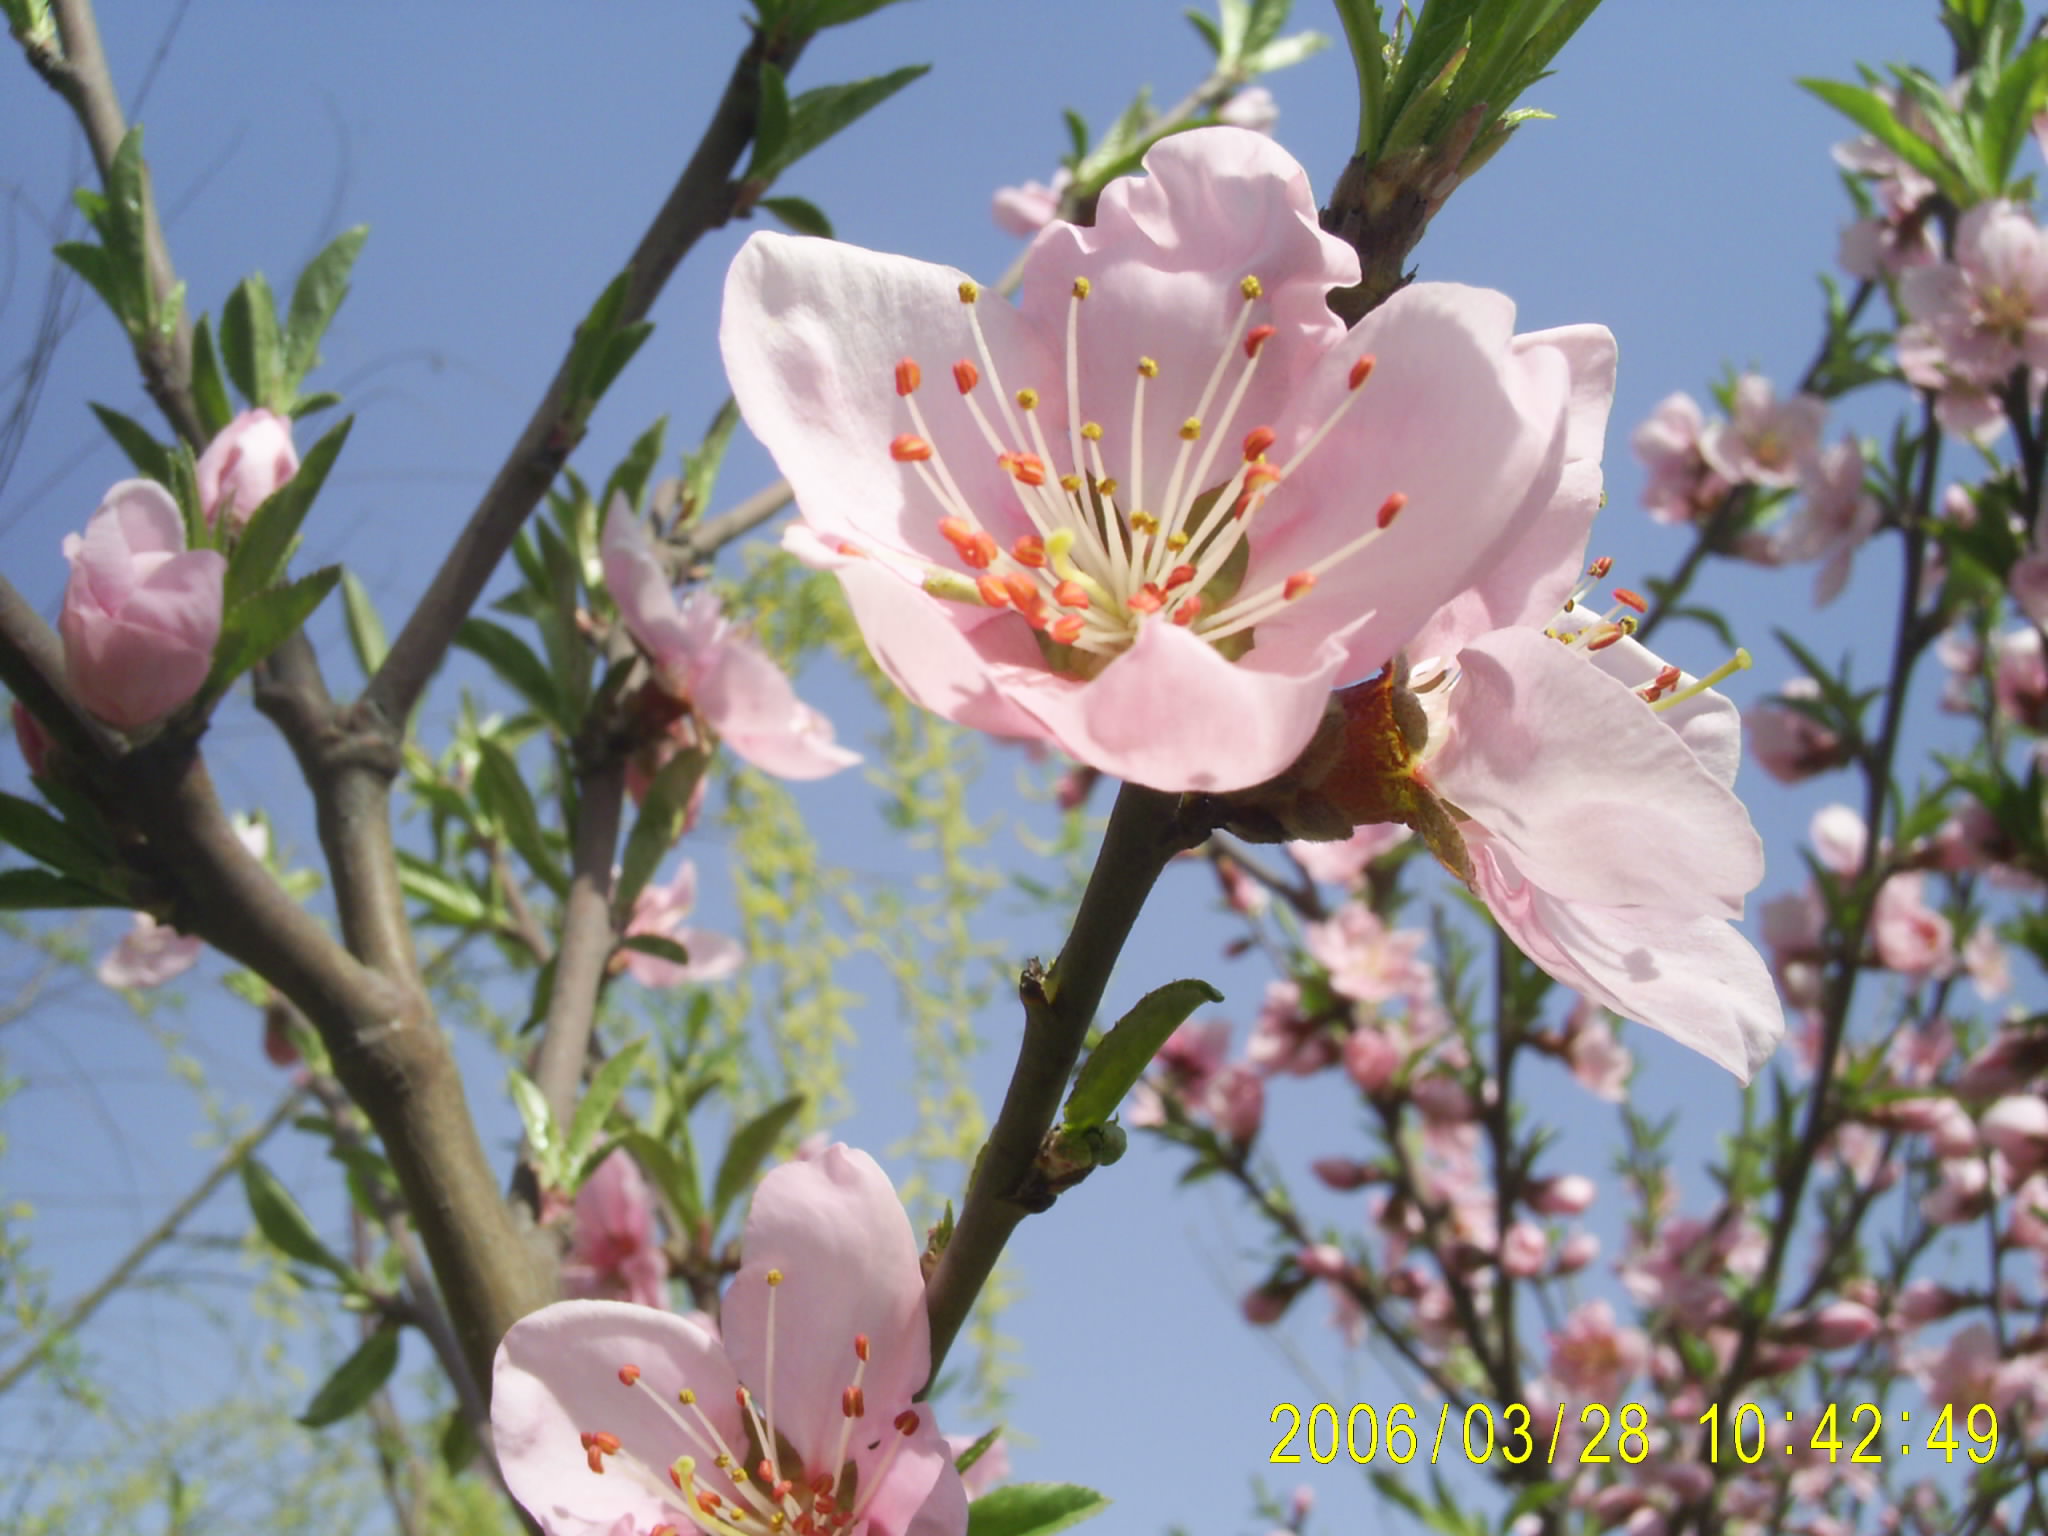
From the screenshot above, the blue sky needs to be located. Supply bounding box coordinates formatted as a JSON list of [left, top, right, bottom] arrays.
[[0, 2, 2008, 1532]]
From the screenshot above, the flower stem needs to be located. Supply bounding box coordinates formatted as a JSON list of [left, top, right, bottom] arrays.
[[923, 781, 1195, 1378]]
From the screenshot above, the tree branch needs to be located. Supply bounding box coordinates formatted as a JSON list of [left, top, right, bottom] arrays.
[[364, 34, 796, 729], [532, 755, 627, 1131]]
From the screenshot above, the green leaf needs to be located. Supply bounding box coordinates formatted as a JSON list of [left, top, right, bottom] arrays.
[[226, 416, 353, 608], [454, 617, 569, 730], [220, 271, 286, 410], [619, 933, 693, 967], [753, 65, 930, 183], [587, 323, 655, 410], [283, 225, 368, 392], [1063, 979, 1224, 1130], [0, 791, 110, 881], [397, 851, 489, 926], [509, 1069, 561, 1182], [88, 402, 173, 483], [205, 567, 340, 695], [54, 241, 124, 321], [1185, 8, 1224, 55], [681, 398, 742, 521], [297, 1323, 401, 1428], [474, 736, 565, 896], [760, 195, 834, 238], [241, 1156, 353, 1278], [711, 1094, 806, 1224], [0, 865, 127, 910], [748, 61, 794, 181], [289, 389, 344, 419], [603, 416, 669, 517], [565, 1040, 648, 1176], [614, 743, 713, 920], [964, 1483, 1110, 1536], [102, 127, 151, 326], [189, 316, 236, 438], [339, 569, 389, 677], [1800, 78, 1950, 186], [615, 1128, 703, 1229], [952, 1425, 1004, 1475]]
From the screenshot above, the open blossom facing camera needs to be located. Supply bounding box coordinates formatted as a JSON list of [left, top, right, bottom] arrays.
[[493, 1145, 966, 1536], [59, 479, 225, 732], [602, 497, 861, 783], [723, 127, 1591, 793]]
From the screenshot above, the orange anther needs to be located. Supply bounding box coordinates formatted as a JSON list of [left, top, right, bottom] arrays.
[[1283, 571, 1315, 600], [1653, 664, 1683, 690], [1612, 587, 1648, 614], [854, 1334, 870, 1362], [976, 574, 1011, 608], [1173, 595, 1204, 625], [1244, 462, 1282, 489], [590, 1432, 621, 1455], [1053, 579, 1089, 609], [1349, 354, 1377, 390], [1002, 572, 1040, 607], [1376, 491, 1408, 529], [1012, 535, 1047, 568], [953, 360, 980, 394], [1244, 324, 1277, 358], [617, 1365, 642, 1387], [843, 1385, 866, 1418], [699, 1492, 724, 1514], [890, 434, 933, 462], [1128, 584, 1166, 615], [999, 452, 1048, 487], [1241, 425, 1277, 461], [895, 1410, 922, 1435], [1051, 615, 1085, 645], [894, 359, 921, 396], [939, 517, 997, 569], [1164, 563, 1197, 591], [587, 1448, 606, 1474], [1588, 555, 1613, 579], [1586, 626, 1625, 652]]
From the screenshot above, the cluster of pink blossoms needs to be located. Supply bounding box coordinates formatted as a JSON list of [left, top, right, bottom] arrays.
[[1632, 375, 1877, 604]]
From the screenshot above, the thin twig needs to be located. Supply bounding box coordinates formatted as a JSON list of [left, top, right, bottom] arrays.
[[532, 755, 627, 1131]]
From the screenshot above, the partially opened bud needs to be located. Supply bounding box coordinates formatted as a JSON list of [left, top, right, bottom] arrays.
[[59, 480, 226, 731], [195, 409, 299, 527]]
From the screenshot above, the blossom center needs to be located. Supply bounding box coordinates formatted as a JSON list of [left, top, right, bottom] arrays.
[[575, 1269, 922, 1535], [886, 274, 1398, 677]]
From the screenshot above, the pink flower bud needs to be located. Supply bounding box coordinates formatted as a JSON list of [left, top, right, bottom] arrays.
[[1981, 1094, 2048, 1174], [1746, 679, 1850, 783], [1528, 1173, 1597, 1215], [11, 699, 52, 777], [1241, 1281, 1293, 1325], [1894, 1278, 1965, 1325], [1342, 1026, 1399, 1094], [1774, 1299, 1880, 1349], [59, 480, 225, 731], [1499, 1221, 1548, 1276], [1205, 1063, 1265, 1145], [195, 408, 299, 527], [1296, 1243, 1348, 1280], [1310, 1157, 1376, 1190], [1410, 1075, 1474, 1123], [1556, 1231, 1601, 1272]]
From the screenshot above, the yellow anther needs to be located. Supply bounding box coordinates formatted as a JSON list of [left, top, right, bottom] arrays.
[[1240, 275, 1263, 300], [1165, 531, 1189, 551], [1016, 387, 1039, 409], [1179, 418, 1202, 441], [958, 280, 980, 303], [1129, 510, 1160, 535], [1081, 421, 1103, 440], [765, 1269, 783, 1286], [1071, 277, 1091, 299], [1096, 477, 1119, 496], [1059, 473, 1082, 493], [1137, 357, 1159, 377], [679, 1389, 697, 1405]]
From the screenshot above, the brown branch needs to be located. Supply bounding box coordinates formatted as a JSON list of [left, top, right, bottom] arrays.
[[28, 0, 204, 446], [532, 754, 627, 1131], [364, 34, 798, 730], [674, 477, 795, 569]]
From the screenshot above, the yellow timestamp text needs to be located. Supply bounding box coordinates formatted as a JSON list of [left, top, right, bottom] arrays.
[[1696, 1402, 2000, 1465]]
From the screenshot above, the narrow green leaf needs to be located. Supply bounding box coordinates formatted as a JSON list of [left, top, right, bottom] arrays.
[[0, 865, 127, 910], [454, 617, 568, 729], [297, 1323, 401, 1428], [747, 60, 794, 181], [509, 1069, 559, 1177], [226, 416, 353, 608], [205, 567, 340, 695], [397, 851, 489, 925], [475, 736, 565, 896], [603, 416, 670, 518], [241, 1156, 353, 1277], [221, 271, 286, 410], [88, 402, 172, 483], [615, 1128, 702, 1229], [614, 744, 712, 920], [760, 195, 834, 238], [189, 316, 236, 438], [1800, 78, 1949, 184], [102, 128, 151, 323], [681, 399, 742, 521], [964, 1483, 1110, 1536], [587, 322, 655, 408], [283, 225, 368, 392], [952, 1425, 1004, 1475], [566, 270, 633, 405], [53, 242, 124, 322], [1185, 8, 1224, 56], [1063, 979, 1225, 1130], [756, 65, 930, 183], [288, 389, 344, 419], [0, 791, 109, 881], [339, 569, 389, 677], [712, 1094, 807, 1223], [619, 933, 693, 967], [565, 1040, 648, 1175]]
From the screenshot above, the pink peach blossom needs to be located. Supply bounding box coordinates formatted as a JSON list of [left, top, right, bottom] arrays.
[[1528, 1173, 1596, 1216], [1631, 391, 1729, 526], [1745, 678, 1847, 783], [1981, 1095, 2048, 1175], [1774, 436, 1877, 604], [96, 911, 203, 990], [1245, 979, 1335, 1076], [561, 1152, 668, 1310], [1899, 200, 2048, 388], [492, 1145, 965, 1536], [722, 127, 1592, 793], [619, 860, 744, 988], [1698, 374, 1826, 488], [1284, 822, 1408, 885], [1565, 1008, 1633, 1101], [194, 408, 298, 527], [1991, 624, 2048, 729], [1547, 1300, 1649, 1399], [1216, 86, 1279, 133], [603, 497, 860, 782], [942, 1433, 1009, 1501], [1498, 1221, 1547, 1277], [1303, 900, 1430, 1006], [1204, 1062, 1265, 1145], [1341, 1026, 1400, 1095], [1870, 873, 1955, 978], [990, 168, 1071, 237], [59, 479, 225, 731]]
